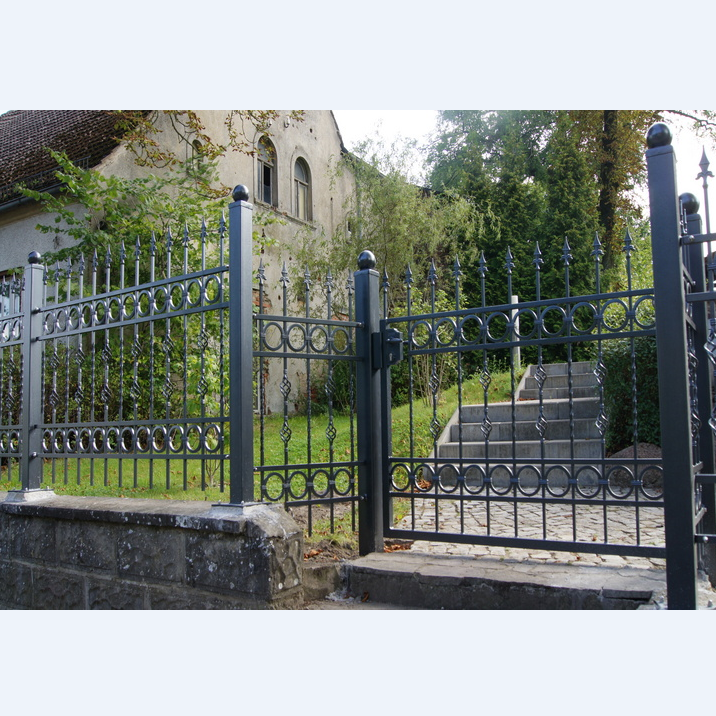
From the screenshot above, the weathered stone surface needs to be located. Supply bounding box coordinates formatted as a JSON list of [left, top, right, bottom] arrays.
[[117, 526, 183, 582], [56, 521, 116, 571], [87, 578, 146, 610], [10, 515, 56, 561], [0, 560, 33, 608], [33, 568, 85, 609]]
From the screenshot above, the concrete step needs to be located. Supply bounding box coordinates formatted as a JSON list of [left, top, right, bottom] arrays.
[[518, 386, 598, 400], [460, 397, 600, 424], [451, 418, 601, 442], [341, 552, 661, 609], [523, 361, 594, 377], [521, 372, 598, 391], [438, 439, 603, 460]]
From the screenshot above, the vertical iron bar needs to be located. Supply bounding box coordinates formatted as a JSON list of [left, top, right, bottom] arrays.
[[228, 185, 255, 505], [19, 252, 44, 491], [646, 123, 698, 609], [355, 250, 384, 555]]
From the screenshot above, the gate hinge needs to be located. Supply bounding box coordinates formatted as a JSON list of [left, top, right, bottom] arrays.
[[371, 328, 404, 369]]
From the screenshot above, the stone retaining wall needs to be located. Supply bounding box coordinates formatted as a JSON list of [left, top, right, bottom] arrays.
[[0, 492, 303, 609]]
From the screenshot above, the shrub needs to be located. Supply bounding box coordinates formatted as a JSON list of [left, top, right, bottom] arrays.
[[602, 336, 660, 454]]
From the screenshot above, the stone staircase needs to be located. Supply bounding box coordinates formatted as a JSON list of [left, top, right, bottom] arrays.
[[436, 361, 602, 463]]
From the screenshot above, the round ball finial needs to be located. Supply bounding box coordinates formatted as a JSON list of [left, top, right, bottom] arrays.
[[28, 251, 42, 265], [232, 185, 250, 202], [680, 192, 700, 215], [646, 123, 672, 149], [357, 250, 376, 270]]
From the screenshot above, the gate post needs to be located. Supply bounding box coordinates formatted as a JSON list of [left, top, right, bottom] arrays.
[[228, 185, 255, 505], [19, 252, 44, 492], [354, 250, 384, 555], [646, 123, 699, 608]]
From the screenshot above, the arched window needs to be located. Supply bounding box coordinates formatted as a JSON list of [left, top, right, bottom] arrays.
[[257, 137, 277, 206], [294, 158, 311, 221]]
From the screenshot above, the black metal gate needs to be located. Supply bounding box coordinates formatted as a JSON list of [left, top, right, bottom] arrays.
[[361, 123, 716, 608]]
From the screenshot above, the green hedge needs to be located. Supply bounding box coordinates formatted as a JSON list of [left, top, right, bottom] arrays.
[[602, 336, 661, 454]]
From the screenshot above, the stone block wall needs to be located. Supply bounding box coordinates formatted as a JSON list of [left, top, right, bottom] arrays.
[[0, 492, 304, 609]]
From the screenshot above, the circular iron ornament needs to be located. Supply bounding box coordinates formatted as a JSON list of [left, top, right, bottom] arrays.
[[95, 301, 107, 325], [263, 471, 284, 501], [311, 469, 331, 498], [108, 297, 121, 323], [170, 283, 186, 310], [289, 471, 308, 500], [458, 314, 484, 345], [204, 425, 221, 453], [187, 279, 202, 308], [287, 324, 308, 353], [516, 465, 541, 496], [414, 463, 435, 491], [545, 465, 571, 497], [514, 308, 538, 340], [168, 426, 184, 453], [438, 464, 460, 493], [639, 464, 663, 499], [106, 428, 120, 453], [333, 468, 354, 496], [93, 428, 105, 453], [569, 302, 599, 334], [605, 465, 634, 499], [489, 465, 513, 495], [0, 432, 9, 453], [123, 294, 136, 319], [152, 426, 167, 451], [54, 429, 65, 453], [634, 296, 656, 329], [539, 306, 568, 338], [262, 322, 286, 352], [9, 431, 19, 453], [435, 317, 458, 348], [66, 428, 78, 453], [390, 464, 411, 492], [56, 309, 68, 333], [121, 427, 135, 453], [462, 464, 486, 494], [575, 465, 602, 498], [185, 425, 202, 453], [331, 327, 351, 355], [12, 319, 21, 340], [43, 311, 56, 335], [308, 325, 329, 353], [82, 304, 93, 327], [135, 427, 150, 453], [204, 276, 221, 304], [153, 286, 168, 314], [79, 428, 92, 453], [42, 430, 52, 453], [68, 306, 81, 331], [410, 321, 433, 350], [137, 291, 151, 317], [0, 321, 9, 342], [485, 311, 511, 342], [601, 299, 629, 332]]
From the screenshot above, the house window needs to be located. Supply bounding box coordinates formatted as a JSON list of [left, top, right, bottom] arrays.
[[294, 158, 311, 221], [258, 137, 277, 206]]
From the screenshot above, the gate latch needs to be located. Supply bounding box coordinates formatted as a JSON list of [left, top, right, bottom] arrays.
[[372, 328, 404, 368]]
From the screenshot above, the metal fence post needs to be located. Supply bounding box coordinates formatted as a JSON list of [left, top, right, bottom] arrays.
[[646, 123, 698, 609], [355, 250, 384, 555], [19, 252, 44, 492], [228, 185, 255, 505]]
